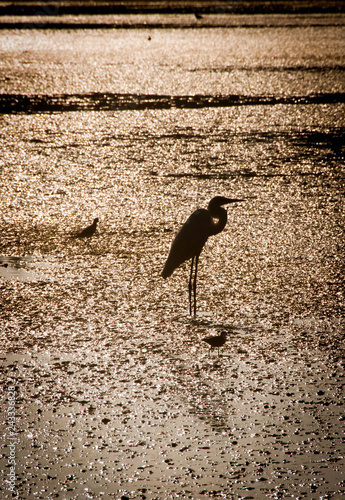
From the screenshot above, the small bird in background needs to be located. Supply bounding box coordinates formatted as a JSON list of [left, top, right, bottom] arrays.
[[162, 196, 245, 316], [72, 217, 99, 239], [202, 331, 228, 356], [194, 12, 203, 19]]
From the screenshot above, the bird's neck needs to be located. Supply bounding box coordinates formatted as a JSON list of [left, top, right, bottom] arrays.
[[209, 207, 227, 236]]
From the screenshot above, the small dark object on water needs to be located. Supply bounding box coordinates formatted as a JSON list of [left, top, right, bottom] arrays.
[[73, 218, 99, 238], [202, 331, 228, 356]]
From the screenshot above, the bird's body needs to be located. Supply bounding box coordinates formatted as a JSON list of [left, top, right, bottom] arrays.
[[73, 218, 99, 239], [162, 208, 214, 279], [162, 196, 244, 315], [202, 331, 227, 355]]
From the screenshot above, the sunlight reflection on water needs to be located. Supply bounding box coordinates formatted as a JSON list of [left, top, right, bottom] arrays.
[[0, 18, 344, 500], [1, 23, 345, 95], [1, 104, 343, 328]]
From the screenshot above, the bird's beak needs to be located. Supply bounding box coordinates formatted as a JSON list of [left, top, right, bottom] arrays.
[[222, 198, 245, 204], [223, 196, 257, 205]]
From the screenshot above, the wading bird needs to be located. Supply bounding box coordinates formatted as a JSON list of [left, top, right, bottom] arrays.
[[161, 196, 244, 315], [73, 217, 99, 239], [202, 331, 228, 356]]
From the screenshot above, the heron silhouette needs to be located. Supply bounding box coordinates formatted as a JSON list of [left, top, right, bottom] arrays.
[[162, 196, 244, 316], [72, 218, 99, 239]]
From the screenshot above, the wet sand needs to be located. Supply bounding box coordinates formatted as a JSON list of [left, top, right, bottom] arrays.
[[0, 11, 344, 498], [1, 228, 344, 499]]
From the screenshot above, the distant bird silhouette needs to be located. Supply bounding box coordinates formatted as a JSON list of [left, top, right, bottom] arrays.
[[194, 12, 203, 19], [72, 218, 99, 239], [162, 196, 244, 316], [202, 331, 227, 355]]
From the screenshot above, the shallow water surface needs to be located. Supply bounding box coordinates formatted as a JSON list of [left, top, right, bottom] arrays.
[[0, 13, 344, 500]]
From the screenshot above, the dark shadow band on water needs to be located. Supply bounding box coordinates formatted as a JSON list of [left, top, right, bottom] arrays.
[[1, 1, 345, 17], [1, 92, 345, 114]]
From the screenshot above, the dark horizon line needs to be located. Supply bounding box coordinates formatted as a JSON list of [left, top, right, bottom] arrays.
[[1, 17, 345, 29], [1, 1, 345, 16]]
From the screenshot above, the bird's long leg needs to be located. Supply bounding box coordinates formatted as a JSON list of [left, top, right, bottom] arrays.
[[193, 254, 199, 316], [189, 257, 194, 316]]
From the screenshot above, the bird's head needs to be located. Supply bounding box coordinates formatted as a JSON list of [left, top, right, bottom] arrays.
[[220, 331, 228, 339], [94, 218, 99, 224], [208, 196, 245, 212]]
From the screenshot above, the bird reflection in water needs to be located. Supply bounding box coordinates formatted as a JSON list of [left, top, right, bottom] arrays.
[[162, 196, 244, 316]]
